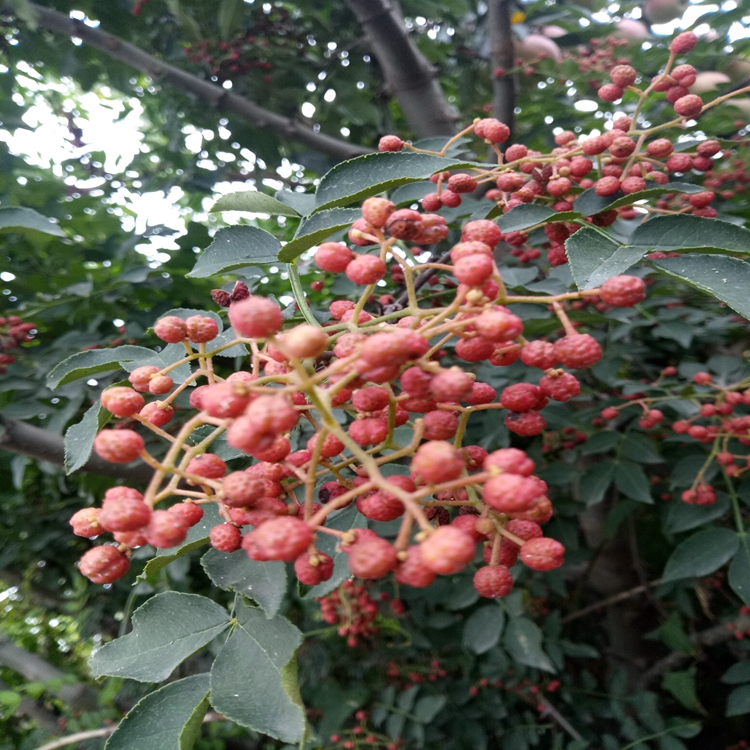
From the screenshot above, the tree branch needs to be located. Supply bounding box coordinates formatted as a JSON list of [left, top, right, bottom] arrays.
[[7, 3, 368, 162], [636, 613, 750, 688], [487, 0, 516, 140], [0, 416, 153, 483], [345, 0, 458, 137]]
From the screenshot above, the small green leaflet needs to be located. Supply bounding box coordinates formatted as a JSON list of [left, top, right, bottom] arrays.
[[312, 152, 488, 212], [651, 255, 750, 321], [630, 215, 750, 254], [503, 616, 555, 672], [463, 605, 505, 654], [661, 528, 740, 583], [64, 401, 113, 474], [573, 183, 702, 217], [0, 206, 65, 236], [729, 537, 750, 607], [89, 592, 230, 682], [498, 203, 581, 232], [211, 190, 300, 217], [209, 598, 306, 743], [277, 207, 361, 262], [104, 674, 211, 750], [187, 226, 281, 277]]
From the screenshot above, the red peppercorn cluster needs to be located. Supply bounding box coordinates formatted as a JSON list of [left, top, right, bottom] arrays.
[[317, 581, 380, 647], [0, 314, 36, 374], [322, 712, 401, 750]]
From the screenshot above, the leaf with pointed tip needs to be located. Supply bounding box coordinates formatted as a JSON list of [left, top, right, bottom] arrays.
[[503, 616, 555, 672], [729, 538, 750, 608], [210, 599, 306, 743], [64, 401, 113, 475], [47, 346, 156, 389], [565, 227, 627, 290], [574, 183, 703, 217], [201, 549, 287, 618], [661, 528, 739, 583], [463, 605, 505, 654], [0, 206, 65, 236], [89, 592, 230, 682], [629, 215, 750, 255], [313, 152, 486, 212], [187, 227, 281, 277], [211, 191, 300, 217], [651, 255, 750, 320], [277, 208, 361, 262], [104, 674, 210, 750], [275, 190, 316, 216], [498, 204, 581, 233]]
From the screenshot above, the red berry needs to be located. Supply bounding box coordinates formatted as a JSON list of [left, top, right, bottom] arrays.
[[455, 337, 495, 362], [520, 340, 557, 370], [484, 447, 535, 476], [315, 242, 354, 273], [185, 315, 219, 343], [187, 453, 227, 479], [379, 135, 403, 152], [423, 410, 459, 440], [553, 334, 602, 369], [609, 64, 637, 87], [70, 508, 103, 538], [128, 365, 159, 392], [420, 526, 476, 575], [448, 173, 478, 193], [140, 401, 174, 427], [674, 94, 703, 118], [411, 441, 465, 484], [539, 372, 580, 402], [475, 118, 510, 143], [429, 369, 474, 402], [347, 538, 398, 578], [395, 546, 436, 588], [228, 296, 283, 339], [500, 383, 543, 412], [346, 254, 386, 285], [148, 375, 173, 395], [168, 502, 204, 527], [462, 219, 503, 247], [242, 517, 313, 562], [101, 387, 144, 418], [349, 418, 389, 446], [79, 546, 130, 584], [385, 209, 423, 240], [294, 551, 334, 585], [600, 275, 646, 307], [210, 523, 243, 552], [454, 254, 494, 286], [595, 176, 621, 197], [474, 566, 514, 598], [483, 474, 544, 513], [670, 31, 697, 54], [693, 371, 712, 385], [361, 197, 395, 228], [93, 429, 144, 464], [357, 491, 404, 522], [476, 309, 524, 342], [154, 315, 187, 343], [505, 411, 547, 436], [99, 497, 151, 532], [519, 537, 565, 571], [598, 83, 624, 102], [647, 139, 674, 158], [143, 509, 190, 549]]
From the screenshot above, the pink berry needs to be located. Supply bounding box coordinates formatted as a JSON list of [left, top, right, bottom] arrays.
[[93, 429, 144, 464], [395, 546, 437, 588], [101, 387, 144, 418], [519, 537, 565, 571], [347, 537, 398, 578], [598, 83, 624, 102], [539, 372, 580, 402], [674, 94, 703, 118], [553, 334, 602, 369], [242, 517, 313, 562], [79, 546, 130, 584], [474, 566, 513, 598], [505, 411, 547, 437], [185, 315, 219, 343], [475, 118, 510, 144], [99, 497, 151, 532], [600, 275, 647, 307], [520, 340, 557, 370], [143, 509, 190, 549], [294, 551, 334, 585], [315, 242, 354, 273], [420, 526, 476, 575], [411, 441, 465, 484], [379, 135, 403, 152], [385, 209, 423, 241], [453, 254, 494, 286], [70, 508, 103, 538], [500, 383, 543, 412], [361, 197, 396, 228], [348, 418, 389, 446], [346, 254, 387, 285], [210, 524, 243, 552], [228, 296, 283, 339], [186, 453, 227, 479], [128, 365, 159, 392], [167, 502, 204, 527], [154, 315, 187, 343], [483, 474, 544, 514], [149, 375, 173, 395], [139, 401, 174, 427], [484, 448, 535, 476], [670, 31, 697, 54]]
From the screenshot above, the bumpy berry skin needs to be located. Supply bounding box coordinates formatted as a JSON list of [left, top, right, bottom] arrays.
[[476, 309, 523, 342], [187, 453, 227, 479], [674, 94, 703, 118], [79, 546, 130, 584], [201, 383, 252, 419], [455, 337, 495, 362], [185, 315, 219, 343], [243, 517, 314, 562], [395, 546, 437, 588], [506, 519, 543, 542], [474, 566, 513, 598], [467, 382, 496, 405], [114, 530, 147, 548], [451, 514, 486, 542], [143, 510, 190, 549], [519, 537, 565, 571], [307, 432, 345, 458], [520, 340, 557, 370], [104, 486, 143, 503], [99, 498, 152, 532], [140, 401, 174, 427], [600, 275, 647, 307], [223, 471, 266, 507], [598, 83, 623, 102], [484, 448, 535, 476], [210, 523, 243, 552], [149, 375, 173, 395], [539, 372, 580, 402], [154, 315, 187, 343], [379, 135, 403, 152], [361, 197, 396, 228], [500, 383, 543, 412], [609, 64, 637, 87], [285, 325, 329, 359], [411, 441, 465, 484], [101, 387, 144, 418], [595, 176, 621, 196], [128, 365, 159, 392], [349, 418, 389, 446], [430, 369, 473, 402], [347, 538, 398, 578], [453, 254, 494, 286], [385, 209, 423, 240], [93, 429, 144, 464], [294, 552, 334, 585], [462, 219, 502, 247], [70, 508, 103, 538], [420, 526, 476, 575], [553, 334, 602, 369], [168, 502, 204, 527], [315, 242, 354, 273], [352, 386, 390, 412], [228, 296, 283, 339], [505, 411, 547, 437], [346, 254, 387, 285], [423, 410, 459, 440], [483, 474, 543, 513], [670, 31, 697, 54], [474, 118, 510, 143]]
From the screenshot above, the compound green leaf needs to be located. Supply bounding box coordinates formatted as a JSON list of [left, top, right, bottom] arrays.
[[0, 206, 65, 236], [187, 226, 281, 277], [503, 616, 555, 672], [729, 538, 750, 607], [579, 462, 614, 506], [413, 695, 447, 723], [275, 189, 316, 216], [662, 669, 701, 712], [614, 461, 653, 503], [64, 401, 113, 475], [463, 605, 505, 654], [142, 504, 224, 580], [661, 528, 739, 584], [211, 190, 300, 217], [651, 255, 750, 321], [498, 204, 580, 233], [629, 215, 750, 255], [89, 592, 230, 682], [726, 685, 750, 716], [201, 549, 286, 618], [104, 674, 210, 750], [565, 227, 626, 290], [574, 183, 702, 217], [303, 504, 368, 599], [277, 208, 361, 262], [210, 599, 306, 743], [47, 346, 156, 389], [313, 152, 482, 212]]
